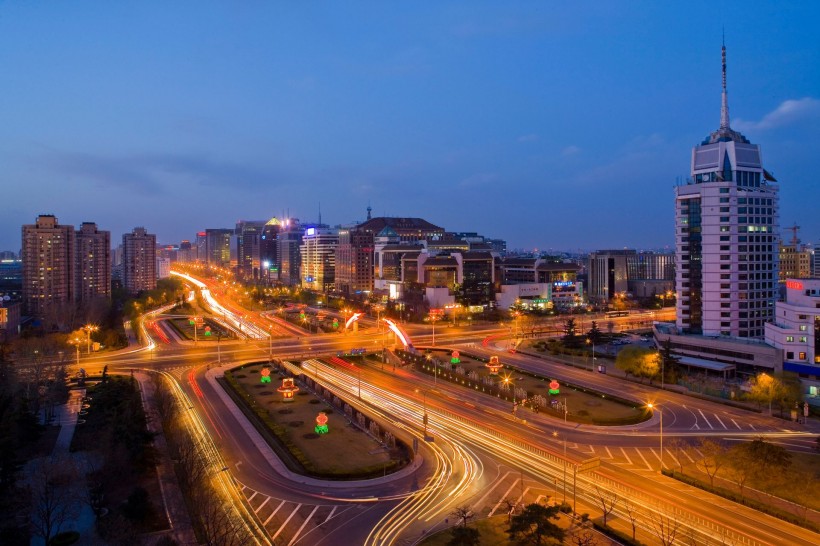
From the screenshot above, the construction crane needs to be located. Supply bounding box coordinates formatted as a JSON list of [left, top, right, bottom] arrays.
[[787, 223, 801, 246]]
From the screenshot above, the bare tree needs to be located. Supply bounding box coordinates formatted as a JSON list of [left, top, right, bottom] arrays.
[[195, 485, 253, 546], [649, 513, 680, 546], [450, 506, 474, 528], [622, 498, 639, 541], [570, 527, 598, 546], [593, 485, 618, 526], [497, 497, 518, 523], [666, 438, 690, 474], [29, 455, 81, 544], [695, 439, 726, 487]]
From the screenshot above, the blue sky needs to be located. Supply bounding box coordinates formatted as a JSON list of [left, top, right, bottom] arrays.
[[1, 1, 818, 253]]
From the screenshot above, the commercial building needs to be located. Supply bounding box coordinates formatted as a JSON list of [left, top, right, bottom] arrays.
[[335, 226, 375, 297], [0, 256, 22, 302], [178, 240, 195, 263], [765, 278, 820, 406], [587, 250, 633, 303], [277, 219, 303, 286], [778, 242, 811, 283], [205, 228, 233, 268], [22, 215, 76, 321], [122, 227, 157, 294], [675, 44, 778, 339], [260, 218, 283, 283], [299, 226, 338, 292], [236, 220, 267, 280]]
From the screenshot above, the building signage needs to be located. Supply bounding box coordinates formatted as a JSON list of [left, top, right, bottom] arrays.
[[786, 280, 804, 290], [553, 281, 573, 287]]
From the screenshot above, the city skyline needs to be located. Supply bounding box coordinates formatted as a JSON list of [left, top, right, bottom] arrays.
[[1, 2, 819, 252]]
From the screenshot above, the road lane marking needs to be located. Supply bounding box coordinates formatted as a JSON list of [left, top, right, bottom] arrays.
[[323, 506, 337, 524], [288, 505, 319, 546], [713, 414, 727, 429], [488, 479, 521, 517], [473, 471, 511, 509], [635, 449, 653, 471], [604, 446, 613, 459], [272, 503, 302, 541], [516, 487, 531, 507], [247, 491, 258, 503], [697, 409, 714, 429], [619, 447, 633, 465], [731, 418, 742, 430], [263, 500, 285, 526], [254, 496, 270, 513], [749, 424, 756, 431]]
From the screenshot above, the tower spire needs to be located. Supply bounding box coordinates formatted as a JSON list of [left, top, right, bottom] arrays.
[[720, 35, 730, 130]]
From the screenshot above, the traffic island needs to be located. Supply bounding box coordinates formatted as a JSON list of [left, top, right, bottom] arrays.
[[221, 362, 412, 479]]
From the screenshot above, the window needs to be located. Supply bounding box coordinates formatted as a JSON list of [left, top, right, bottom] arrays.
[[720, 187, 730, 193], [800, 325, 808, 331], [720, 197, 729, 203], [786, 336, 794, 342], [720, 207, 730, 213], [720, 217, 730, 222], [800, 337, 807, 343], [787, 351, 794, 359], [799, 352, 807, 360]]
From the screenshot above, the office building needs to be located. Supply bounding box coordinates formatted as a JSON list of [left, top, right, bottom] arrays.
[[260, 218, 282, 282], [675, 44, 779, 339], [205, 228, 233, 268], [236, 220, 267, 280], [123, 227, 157, 294], [277, 219, 303, 286], [335, 226, 375, 297], [299, 226, 338, 292]]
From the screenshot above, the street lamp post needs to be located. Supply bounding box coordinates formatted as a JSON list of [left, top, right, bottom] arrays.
[[553, 431, 567, 505], [416, 388, 428, 440], [83, 324, 99, 354], [648, 403, 664, 471]]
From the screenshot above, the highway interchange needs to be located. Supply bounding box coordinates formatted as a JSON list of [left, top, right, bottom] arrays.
[[78, 274, 819, 546]]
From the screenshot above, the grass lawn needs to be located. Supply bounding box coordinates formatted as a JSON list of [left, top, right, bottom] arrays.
[[421, 350, 646, 425], [417, 515, 510, 546], [228, 365, 395, 476]]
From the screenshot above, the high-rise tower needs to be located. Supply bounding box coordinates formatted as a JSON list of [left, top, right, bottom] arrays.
[[675, 44, 779, 339]]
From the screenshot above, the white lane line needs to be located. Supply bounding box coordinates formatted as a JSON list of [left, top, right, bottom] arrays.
[[254, 496, 270, 514], [635, 449, 653, 471], [698, 409, 714, 429], [534, 494, 545, 505], [323, 506, 337, 524], [474, 471, 511, 509], [619, 447, 633, 465], [516, 487, 532, 507], [489, 479, 521, 517], [750, 424, 756, 431], [731, 418, 742, 430], [263, 500, 286, 526], [713, 414, 727, 429], [683, 449, 695, 464], [247, 491, 258, 503], [272, 503, 302, 541], [288, 505, 320, 546], [604, 446, 614, 459]]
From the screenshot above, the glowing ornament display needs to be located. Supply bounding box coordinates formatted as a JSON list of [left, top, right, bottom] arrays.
[[260, 368, 272, 384], [315, 411, 329, 434], [450, 350, 460, 365], [277, 377, 299, 400], [486, 355, 503, 375], [548, 380, 560, 395]]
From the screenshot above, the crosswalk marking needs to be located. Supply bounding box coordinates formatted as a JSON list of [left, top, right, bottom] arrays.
[[247, 491, 258, 503], [288, 505, 320, 546], [263, 500, 286, 526], [604, 446, 613, 459], [698, 409, 714, 429], [488, 479, 521, 517], [272, 504, 302, 541], [635, 449, 653, 471], [619, 447, 633, 465], [254, 496, 270, 513], [473, 471, 511, 509]]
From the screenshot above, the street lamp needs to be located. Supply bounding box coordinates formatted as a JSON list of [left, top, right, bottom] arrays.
[[416, 388, 428, 440], [428, 310, 442, 347], [82, 324, 99, 354], [426, 353, 438, 385], [552, 431, 567, 505], [586, 337, 595, 372], [647, 403, 664, 471]]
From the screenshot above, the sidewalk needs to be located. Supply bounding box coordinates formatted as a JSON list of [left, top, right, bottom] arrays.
[[135, 372, 198, 546]]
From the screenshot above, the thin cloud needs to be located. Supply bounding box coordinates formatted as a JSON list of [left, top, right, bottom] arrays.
[[734, 97, 820, 132], [518, 134, 539, 143]]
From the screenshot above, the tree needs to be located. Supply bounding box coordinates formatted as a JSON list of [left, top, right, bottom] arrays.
[[649, 513, 680, 546], [448, 526, 481, 546], [695, 439, 726, 487], [660, 338, 681, 383], [562, 319, 578, 346], [450, 506, 474, 528], [507, 503, 564, 545], [622, 498, 639, 541], [29, 456, 81, 545], [746, 373, 783, 415], [498, 497, 518, 523], [615, 346, 658, 382], [593, 485, 618, 526], [724, 439, 790, 497], [587, 321, 602, 344]]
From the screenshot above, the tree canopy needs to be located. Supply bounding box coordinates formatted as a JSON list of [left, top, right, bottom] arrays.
[[507, 503, 564, 545]]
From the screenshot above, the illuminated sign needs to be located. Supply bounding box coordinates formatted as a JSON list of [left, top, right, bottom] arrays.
[[786, 280, 804, 290], [315, 412, 329, 434], [306, 227, 316, 236], [553, 281, 573, 287]]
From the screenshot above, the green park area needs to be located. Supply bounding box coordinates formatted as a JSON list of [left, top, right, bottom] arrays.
[[224, 363, 407, 479], [415, 350, 648, 426]]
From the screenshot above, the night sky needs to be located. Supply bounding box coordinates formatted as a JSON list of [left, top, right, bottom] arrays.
[[2, 1, 818, 253]]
